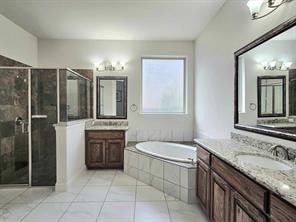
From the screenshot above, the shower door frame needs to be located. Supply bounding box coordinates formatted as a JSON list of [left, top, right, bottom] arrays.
[[0, 67, 31, 186], [0, 66, 60, 187]]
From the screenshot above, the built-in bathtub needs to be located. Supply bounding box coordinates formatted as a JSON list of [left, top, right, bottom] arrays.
[[124, 141, 197, 203]]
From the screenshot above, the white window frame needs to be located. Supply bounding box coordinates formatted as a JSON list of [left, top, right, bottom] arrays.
[[140, 56, 187, 115]]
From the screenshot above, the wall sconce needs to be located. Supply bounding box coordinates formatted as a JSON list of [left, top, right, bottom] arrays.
[[262, 60, 293, 70], [96, 61, 125, 72], [246, 0, 292, 20]]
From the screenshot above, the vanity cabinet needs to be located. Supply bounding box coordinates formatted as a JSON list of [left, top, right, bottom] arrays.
[[210, 171, 230, 222], [230, 190, 266, 222], [195, 145, 277, 222], [85, 130, 125, 169], [197, 160, 210, 214], [271, 195, 296, 222]]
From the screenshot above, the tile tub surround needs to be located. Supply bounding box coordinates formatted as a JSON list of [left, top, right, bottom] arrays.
[[0, 170, 208, 222], [194, 138, 296, 207], [124, 146, 197, 204]]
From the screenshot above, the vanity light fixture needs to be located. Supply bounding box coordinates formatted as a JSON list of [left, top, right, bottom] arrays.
[[262, 60, 293, 71], [246, 0, 292, 20], [96, 61, 125, 72]]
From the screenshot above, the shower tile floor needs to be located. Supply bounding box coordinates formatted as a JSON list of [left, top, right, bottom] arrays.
[[0, 170, 208, 222]]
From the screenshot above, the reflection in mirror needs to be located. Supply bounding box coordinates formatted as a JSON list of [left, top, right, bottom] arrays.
[[236, 23, 296, 138], [257, 76, 286, 117], [97, 76, 127, 119], [67, 70, 91, 120]]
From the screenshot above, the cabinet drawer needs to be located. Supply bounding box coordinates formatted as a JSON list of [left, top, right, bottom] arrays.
[[197, 145, 211, 165], [212, 156, 268, 212], [271, 195, 296, 222], [87, 130, 124, 140]]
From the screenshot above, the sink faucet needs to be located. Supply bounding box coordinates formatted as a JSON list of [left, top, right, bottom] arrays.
[[269, 145, 290, 160]]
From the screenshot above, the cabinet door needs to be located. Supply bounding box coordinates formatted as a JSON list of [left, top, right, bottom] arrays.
[[271, 195, 296, 222], [197, 160, 210, 214], [230, 190, 266, 222], [211, 171, 230, 222], [106, 139, 124, 168], [86, 139, 106, 168]]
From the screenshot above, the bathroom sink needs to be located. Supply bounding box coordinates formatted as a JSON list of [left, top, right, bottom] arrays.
[[236, 154, 292, 171]]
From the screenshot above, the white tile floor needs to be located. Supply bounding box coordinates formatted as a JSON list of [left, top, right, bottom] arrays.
[[0, 170, 208, 222]]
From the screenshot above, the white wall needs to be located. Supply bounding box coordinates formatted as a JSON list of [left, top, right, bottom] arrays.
[[55, 120, 87, 191], [38, 40, 195, 141], [0, 14, 38, 66], [194, 0, 296, 147]]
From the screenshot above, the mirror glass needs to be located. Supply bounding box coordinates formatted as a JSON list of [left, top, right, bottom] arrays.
[[237, 25, 296, 136], [97, 76, 127, 119], [67, 70, 91, 120]]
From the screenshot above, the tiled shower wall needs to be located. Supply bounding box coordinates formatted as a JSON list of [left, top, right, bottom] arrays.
[[0, 55, 30, 67], [0, 68, 29, 184]]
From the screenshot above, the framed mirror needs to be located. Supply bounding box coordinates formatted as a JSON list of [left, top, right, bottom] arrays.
[[234, 17, 296, 141], [97, 76, 127, 119]]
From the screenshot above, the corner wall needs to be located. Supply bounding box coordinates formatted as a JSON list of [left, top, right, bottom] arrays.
[[194, 0, 296, 147], [0, 14, 38, 66]]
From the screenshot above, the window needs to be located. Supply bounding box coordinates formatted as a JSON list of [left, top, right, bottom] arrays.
[[141, 57, 186, 113]]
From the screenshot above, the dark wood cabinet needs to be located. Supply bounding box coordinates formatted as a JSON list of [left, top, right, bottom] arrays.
[[195, 144, 296, 222], [87, 139, 106, 168], [106, 139, 124, 168], [211, 171, 230, 222], [85, 130, 125, 169], [230, 190, 267, 222], [271, 195, 296, 222], [197, 160, 210, 214]]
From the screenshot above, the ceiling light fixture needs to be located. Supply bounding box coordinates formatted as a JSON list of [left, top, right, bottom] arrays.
[[95, 61, 125, 72], [262, 60, 294, 70], [246, 0, 293, 20]]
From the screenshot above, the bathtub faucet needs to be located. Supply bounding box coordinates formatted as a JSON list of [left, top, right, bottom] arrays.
[[187, 158, 195, 165]]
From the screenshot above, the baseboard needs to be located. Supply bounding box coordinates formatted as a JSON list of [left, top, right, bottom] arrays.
[[55, 165, 86, 192]]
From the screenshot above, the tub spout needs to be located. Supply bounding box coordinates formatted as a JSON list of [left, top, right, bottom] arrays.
[[187, 158, 195, 165]]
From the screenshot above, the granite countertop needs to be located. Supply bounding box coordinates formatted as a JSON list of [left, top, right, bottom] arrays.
[[85, 126, 129, 131], [194, 138, 296, 207]]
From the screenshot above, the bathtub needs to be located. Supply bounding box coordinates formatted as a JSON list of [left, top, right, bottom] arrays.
[[135, 141, 197, 163], [124, 141, 197, 203]]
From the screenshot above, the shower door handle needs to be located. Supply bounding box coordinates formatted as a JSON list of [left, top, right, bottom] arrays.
[[20, 120, 29, 134], [15, 117, 29, 134]]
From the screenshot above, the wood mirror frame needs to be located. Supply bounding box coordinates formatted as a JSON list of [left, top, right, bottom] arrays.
[[96, 76, 128, 119], [234, 16, 296, 141]]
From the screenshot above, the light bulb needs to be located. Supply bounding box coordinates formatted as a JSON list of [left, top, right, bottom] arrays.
[[261, 61, 268, 69], [115, 62, 124, 71], [284, 61, 293, 69], [269, 61, 277, 69], [247, 0, 264, 18]]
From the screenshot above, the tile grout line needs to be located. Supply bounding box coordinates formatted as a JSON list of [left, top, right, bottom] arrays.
[[0, 187, 30, 221], [95, 171, 117, 222], [1, 187, 29, 207], [133, 174, 138, 222], [57, 171, 95, 222], [164, 191, 173, 222], [20, 187, 54, 222]]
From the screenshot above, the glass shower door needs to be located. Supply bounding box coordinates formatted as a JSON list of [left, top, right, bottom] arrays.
[[0, 68, 29, 185]]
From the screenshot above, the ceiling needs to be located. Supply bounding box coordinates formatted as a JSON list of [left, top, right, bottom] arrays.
[[0, 0, 225, 40]]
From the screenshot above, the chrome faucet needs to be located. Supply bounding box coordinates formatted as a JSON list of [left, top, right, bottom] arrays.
[[269, 145, 290, 160]]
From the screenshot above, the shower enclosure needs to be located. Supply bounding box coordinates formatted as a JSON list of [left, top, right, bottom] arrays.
[[0, 67, 92, 186]]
